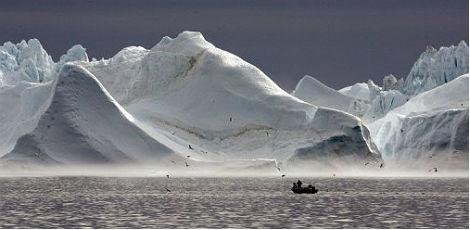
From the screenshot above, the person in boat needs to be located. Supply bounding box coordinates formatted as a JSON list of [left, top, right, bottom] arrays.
[[297, 180, 303, 188], [292, 182, 297, 189], [307, 184, 316, 191]]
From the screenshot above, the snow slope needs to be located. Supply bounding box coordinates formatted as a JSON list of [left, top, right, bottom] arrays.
[[292, 75, 369, 117], [367, 74, 469, 170], [2, 64, 176, 165], [79, 31, 381, 169]]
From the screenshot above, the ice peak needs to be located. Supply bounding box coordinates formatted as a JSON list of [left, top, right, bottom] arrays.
[[151, 31, 215, 57], [294, 75, 320, 91], [458, 40, 468, 48], [59, 45, 89, 63], [382, 74, 400, 91], [0, 38, 54, 83], [424, 45, 436, 53], [403, 41, 469, 95]]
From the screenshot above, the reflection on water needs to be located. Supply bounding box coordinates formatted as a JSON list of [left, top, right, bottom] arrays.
[[0, 177, 467, 228]]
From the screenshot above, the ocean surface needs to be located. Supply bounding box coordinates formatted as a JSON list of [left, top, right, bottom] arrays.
[[0, 177, 467, 228]]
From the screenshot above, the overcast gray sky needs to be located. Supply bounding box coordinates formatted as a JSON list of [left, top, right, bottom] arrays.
[[0, 0, 468, 90]]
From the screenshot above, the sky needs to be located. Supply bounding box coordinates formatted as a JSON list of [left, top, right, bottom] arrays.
[[0, 0, 468, 91]]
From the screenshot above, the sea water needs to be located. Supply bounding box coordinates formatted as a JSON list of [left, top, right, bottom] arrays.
[[0, 177, 467, 228]]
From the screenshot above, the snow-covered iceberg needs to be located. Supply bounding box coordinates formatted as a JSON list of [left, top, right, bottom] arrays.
[[338, 82, 372, 101], [367, 74, 469, 171], [3, 32, 465, 174], [78, 31, 381, 169], [0, 42, 89, 156], [292, 75, 369, 117], [402, 41, 468, 95], [362, 89, 410, 122], [0, 39, 55, 84], [338, 42, 468, 123], [3, 64, 177, 165]]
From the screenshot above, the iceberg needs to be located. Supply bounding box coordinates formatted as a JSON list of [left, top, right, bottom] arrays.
[[338, 82, 372, 101], [3, 64, 178, 165], [78, 31, 382, 169], [0, 42, 92, 156], [0, 39, 55, 84], [292, 75, 369, 117], [402, 41, 468, 95], [367, 74, 469, 171]]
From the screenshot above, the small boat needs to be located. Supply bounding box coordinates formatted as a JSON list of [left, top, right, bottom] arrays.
[[291, 186, 319, 194]]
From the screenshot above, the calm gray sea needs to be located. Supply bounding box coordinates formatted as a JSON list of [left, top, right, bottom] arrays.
[[0, 177, 467, 228]]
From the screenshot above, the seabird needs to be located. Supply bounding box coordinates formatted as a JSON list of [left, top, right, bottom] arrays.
[[166, 174, 170, 179], [188, 145, 193, 150], [281, 174, 286, 178], [185, 162, 190, 167], [379, 163, 384, 168]]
